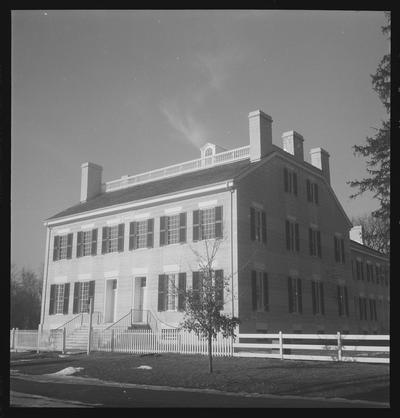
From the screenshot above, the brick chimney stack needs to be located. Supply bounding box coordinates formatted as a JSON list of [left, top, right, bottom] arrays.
[[282, 130, 304, 161], [80, 162, 103, 202], [248, 110, 273, 162], [310, 147, 330, 185]]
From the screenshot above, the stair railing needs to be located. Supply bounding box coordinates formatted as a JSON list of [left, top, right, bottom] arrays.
[[104, 309, 133, 331], [56, 313, 84, 335]]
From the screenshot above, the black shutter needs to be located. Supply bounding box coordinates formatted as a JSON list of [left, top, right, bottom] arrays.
[[317, 231, 322, 257], [319, 282, 324, 315], [192, 271, 201, 306], [53, 236, 60, 261], [297, 278, 302, 314], [250, 207, 255, 241], [91, 229, 98, 256], [312, 281, 317, 315], [178, 273, 186, 311], [118, 224, 125, 252], [215, 270, 224, 309], [49, 284, 56, 315], [102, 227, 108, 254], [361, 262, 364, 281], [261, 211, 267, 244], [66, 233, 73, 259], [73, 282, 80, 314], [263, 272, 269, 312], [293, 172, 298, 196], [309, 228, 313, 255], [295, 223, 300, 252], [179, 213, 187, 243], [147, 219, 154, 248], [306, 179, 311, 201], [340, 239, 345, 263], [88, 281, 95, 312], [344, 287, 349, 316], [129, 222, 137, 250], [337, 286, 342, 316], [284, 168, 289, 192], [314, 183, 319, 204], [63, 283, 70, 314], [158, 275, 166, 311], [77, 231, 83, 258], [160, 216, 167, 246], [288, 277, 293, 313], [193, 210, 200, 241], [334, 237, 338, 262], [215, 206, 223, 239], [285, 220, 291, 250], [251, 271, 257, 311]]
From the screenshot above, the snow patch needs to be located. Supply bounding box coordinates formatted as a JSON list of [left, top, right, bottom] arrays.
[[137, 365, 152, 370], [49, 367, 84, 376]]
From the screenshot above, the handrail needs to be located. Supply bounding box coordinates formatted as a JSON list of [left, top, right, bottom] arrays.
[[56, 313, 83, 335], [104, 309, 133, 330]]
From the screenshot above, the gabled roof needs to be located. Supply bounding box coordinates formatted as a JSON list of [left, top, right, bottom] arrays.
[[47, 159, 253, 221]]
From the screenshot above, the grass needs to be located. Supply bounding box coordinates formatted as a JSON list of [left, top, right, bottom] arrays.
[[10, 351, 390, 403]]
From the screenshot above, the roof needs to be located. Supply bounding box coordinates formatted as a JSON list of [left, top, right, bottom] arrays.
[[349, 239, 389, 259], [47, 158, 253, 221]]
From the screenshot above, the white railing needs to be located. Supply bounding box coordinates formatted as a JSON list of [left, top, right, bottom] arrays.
[[10, 328, 64, 352], [234, 333, 390, 364], [103, 145, 250, 192]]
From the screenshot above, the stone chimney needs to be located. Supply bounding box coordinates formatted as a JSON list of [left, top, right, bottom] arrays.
[[80, 162, 103, 202], [310, 147, 330, 184], [350, 225, 363, 244], [248, 110, 273, 162], [282, 131, 304, 161]]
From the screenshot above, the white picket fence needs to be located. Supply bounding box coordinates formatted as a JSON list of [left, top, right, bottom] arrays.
[[10, 328, 64, 352], [234, 333, 390, 364]]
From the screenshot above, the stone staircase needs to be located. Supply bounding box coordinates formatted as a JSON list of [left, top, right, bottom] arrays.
[[65, 323, 110, 351]]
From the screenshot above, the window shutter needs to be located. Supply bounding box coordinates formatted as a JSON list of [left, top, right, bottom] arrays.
[[263, 272, 269, 312], [215, 206, 223, 239], [192, 271, 201, 306], [73, 282, 80, 314], [63, 283, 70, 314], [192, 210, 200, 242], [285, 220, 291, 250], [77, 231, 83, 258], [178, 273, 186, 311], [261, 211, 267, 244], [118, 224, 125, 252], [309, 228, 313, 255], [251, 271, 257, 311], [160, 216, 167, 246], [53, 236, 60, 261], [344, 287, 349, 317], [66, 233, 73, 259], [284, 168, 289, 192], [288, 277, 293, 313], [314, 183, 319, 204], [361, 262, 364, 281], [295, 223, 300, 252], [297, 278, 302, 314], [147, 219, 154, 248], [337, 286, 342, 316], [49, 284, 56, 315], [311, 281, 317, 315], [293, 172, 298, 196], [179, 212, 187, 243], [250, 207, 256, 241], [129, 222, 137, 250], [102, 227, 108, 254], [334, 237, 338, 262], [215, 270, 224, 309], [88, 281, 95, 312], [340, 239, 345, 263], [319, 282, 324, 315], [317, 231, 322, 257], [306, 179, 311, 201], [358, 297, 363, 319], [91, 229, 98, 256], [158, 275, 166, 311]]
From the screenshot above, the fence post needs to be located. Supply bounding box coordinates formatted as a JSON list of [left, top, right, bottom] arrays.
[[11, 328, 15, 350], [111, 329, 115, 352], [62, 328, 66, 354], [337, 331, 342, 362], [279, 331, 284, 360], [15, 328, 19, 352], [36, 325, 41, 354]]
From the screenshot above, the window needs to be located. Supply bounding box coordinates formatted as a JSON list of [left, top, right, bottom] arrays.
[[158, 273, 187, 312], [284, 167, 298, 196], [366, 263, 373, 282], [384, 266, 389, 287], [129, 219, 154, 250], [190, 270, 224, 310], [375, 264, 380, 285], [49, 283, 70, 315], [205, 147, 213, 157], [53, 233, 73, 261], [251, 271, 269, 311], [102, 224, 124, 254], [306, 179, 319, 204], [311, 281, 325, 315], [285, 220, 300, 252], [160, 213, 186, 245], [369, 298, 378, 321], [250, 207, 266, 243], [193, 207, 223, 241], [358, 296, 368, 320], [77, 229, 98, 257], [288, 277, 302, 314], [334, 236, 345, 263], [337, 285, 349, 317], [309, 228, 321, 257], [356, 259, 364, 281], [72, 281, 95, 314]]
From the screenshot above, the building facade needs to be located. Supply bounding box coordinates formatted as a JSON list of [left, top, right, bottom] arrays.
[[40, 110, 390, 334]]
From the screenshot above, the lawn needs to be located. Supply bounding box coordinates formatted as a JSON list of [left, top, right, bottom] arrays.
[[10, 351, 390, 403]]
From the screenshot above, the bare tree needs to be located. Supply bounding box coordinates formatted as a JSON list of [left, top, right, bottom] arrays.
[[352, 213, 389, 254]]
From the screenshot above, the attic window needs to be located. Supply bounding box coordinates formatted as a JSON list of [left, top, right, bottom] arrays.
[[205, 147, 213, 157]]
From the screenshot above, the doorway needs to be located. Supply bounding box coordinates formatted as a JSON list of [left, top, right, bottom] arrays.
[[133, 277, 146, 323], [105, 279, 117, 323]]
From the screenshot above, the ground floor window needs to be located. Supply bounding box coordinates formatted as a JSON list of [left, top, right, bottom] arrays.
[[73, 281, 96, 314], [251, 270, 269, 311], [158, 273, 186, 312], [288, 277, 302, 314], [49, 283, 70, 315]]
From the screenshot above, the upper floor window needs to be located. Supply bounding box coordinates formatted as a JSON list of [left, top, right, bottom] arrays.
[[369, 298, 378, 321], [311, 281, 325, 315], [250, 207, 266, 243], [356, 259, 364, 281], [337, 285, 349, 317], [251, 270, 269, 312], [129, 219, 154, 250], [160, 213, 186, 246], [334, 236, 345, 263], [358, 296, 368, 320], [53, 233, 73, 261], [309, 228, 321, 257], [375, 264, 380, 285], [366, 262, 374, 282], [286, 219, 299, 252], [102, 224, 125, 254], [193, 207, 223, 241], [72, 280, 95, 314], [288, 277, 302, 314], [77, 229, 98, 258], [306, 179, 319, 205], [49, 283, 70, 315], [284, 167, 298, 196]]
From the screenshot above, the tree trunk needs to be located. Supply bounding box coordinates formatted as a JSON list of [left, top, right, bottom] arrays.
[[208, 334, 213, 373]]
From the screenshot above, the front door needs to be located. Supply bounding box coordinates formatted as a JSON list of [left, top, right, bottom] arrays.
[[105, 279, 117, 323], [133, 277, 146, 322]]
